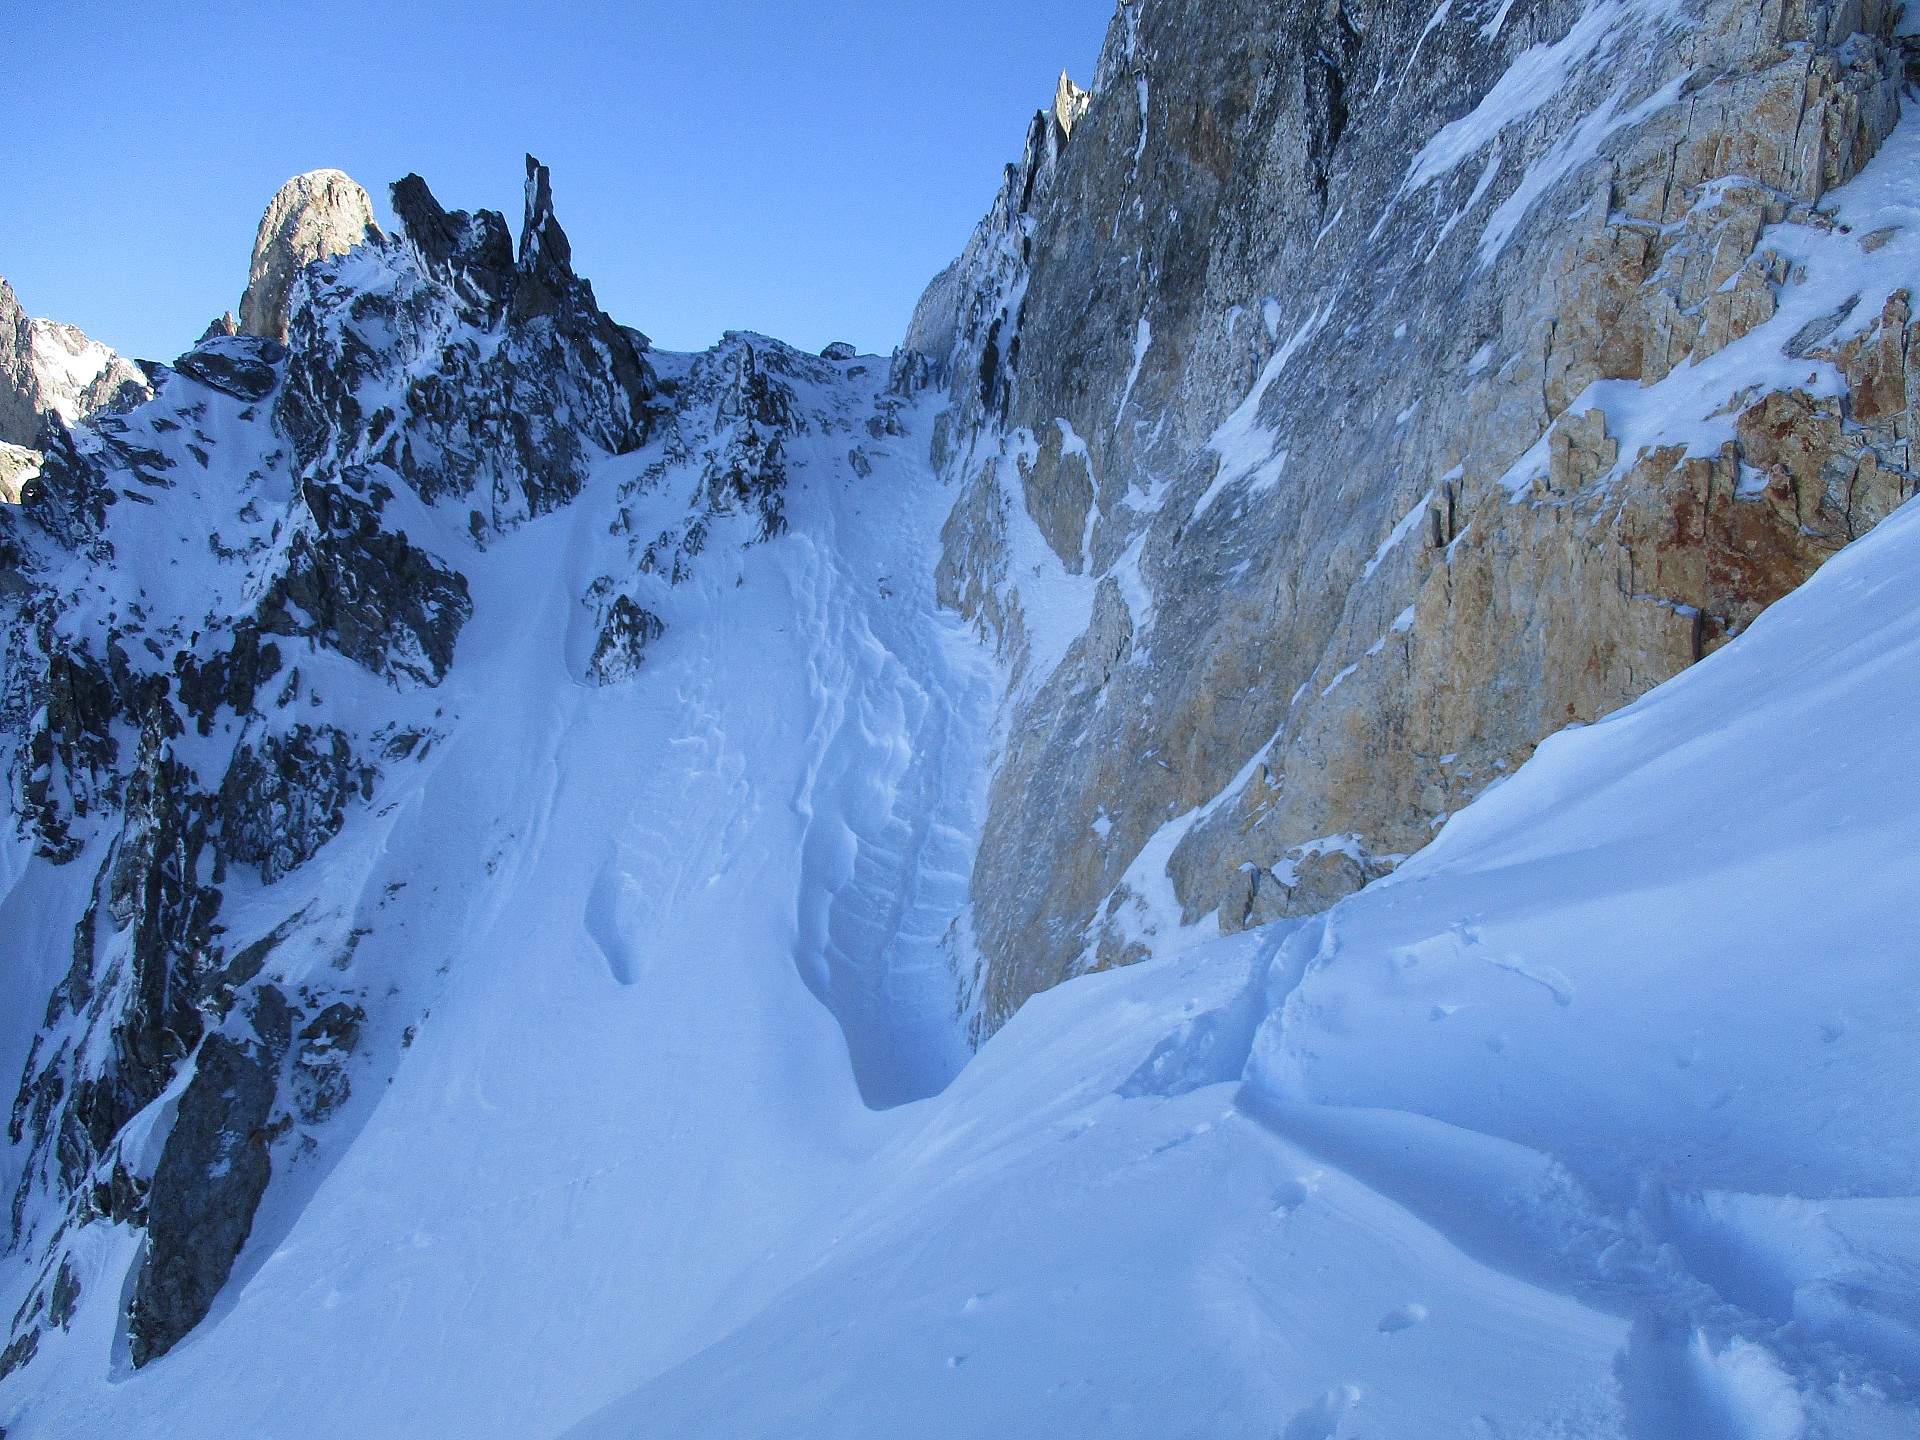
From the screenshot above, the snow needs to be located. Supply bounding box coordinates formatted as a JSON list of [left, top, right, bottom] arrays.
[[1425, 147, 1503, 259], [85, 446, 1912, 1435], [1405, 0, 1633, 191], [1114, 316, 1151, 423], [554, 458, 1920, 1436], [987, 428, 1101, 699], [1320, 661, 1360, 697], [1364, 488, 1436, 579], [25, 320, 122, 424], [1397, 0, 1690, 259]]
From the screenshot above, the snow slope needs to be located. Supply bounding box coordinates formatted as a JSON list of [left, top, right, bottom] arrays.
[[0, 349, 1002, 1434]]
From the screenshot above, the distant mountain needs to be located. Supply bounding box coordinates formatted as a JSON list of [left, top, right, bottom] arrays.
[[0, 277, 149, 454]]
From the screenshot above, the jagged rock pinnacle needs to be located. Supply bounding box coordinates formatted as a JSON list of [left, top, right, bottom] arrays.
[[238, 170, 383, 343], [1053, 71, 1091, 141]]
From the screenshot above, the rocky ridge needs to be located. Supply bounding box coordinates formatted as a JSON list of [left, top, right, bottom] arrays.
[[0, 155, 749, 1371], [908, 0, 1920, 1035]]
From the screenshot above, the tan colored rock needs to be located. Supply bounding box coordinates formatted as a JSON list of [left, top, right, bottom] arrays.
[[0, 439, 40, 503], [1054, 72, 1092, 142], [918, 0, 1918, 1037], [1545, 409, 1617, 494], [238, 170, 381, 343]]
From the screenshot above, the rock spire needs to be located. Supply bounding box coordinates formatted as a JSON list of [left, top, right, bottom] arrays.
[[238, 169, 382, 342]]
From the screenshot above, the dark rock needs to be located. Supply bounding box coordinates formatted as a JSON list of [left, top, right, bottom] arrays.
[[213, 926, 303, 1021], [291, 1001, 366, 1122], [256, 479, 472, 688], [508, 155, 575, 326], [18, 420, 113, 551], [219, 724, 374, 883], [820, 341, 858, 362], [48, 1256, 80, 1331], [128, 1032, 278, 1367], [174, 337, 285, 403], [587, 594, 666, 685], [700, 340, 793, 539], [174, 624, 283, 735], [389, 172, 516, 319], [0, 1326, 37, 1380], [293, 159, 659, 528]]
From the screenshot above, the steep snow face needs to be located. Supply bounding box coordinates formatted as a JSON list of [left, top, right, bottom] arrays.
[[0, 321, 994, 1432]]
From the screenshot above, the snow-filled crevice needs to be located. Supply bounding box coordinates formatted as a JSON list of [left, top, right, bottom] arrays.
[[788, 524, 996, 1110]]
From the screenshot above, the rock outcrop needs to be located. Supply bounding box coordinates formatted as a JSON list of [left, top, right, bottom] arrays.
[[0, 276, 150, 448], [237, 169, 381, 343], [912, 0, 1920, 1036], [277, 156, 660, 535]]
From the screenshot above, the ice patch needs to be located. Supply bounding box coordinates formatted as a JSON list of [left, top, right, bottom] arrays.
[[1477, 74, 1688, 267], [1404, 0, 1650, 192], [1197, 300, 1333, 519]]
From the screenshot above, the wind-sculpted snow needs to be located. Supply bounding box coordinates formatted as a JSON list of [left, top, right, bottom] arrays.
[[0, 146, 984, 1387], [564, 501, 1920, 1440]]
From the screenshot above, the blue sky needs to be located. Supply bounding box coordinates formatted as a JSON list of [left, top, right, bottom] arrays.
[[1, 1, 1115, 360]]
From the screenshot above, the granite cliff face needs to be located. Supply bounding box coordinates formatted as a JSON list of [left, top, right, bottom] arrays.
[[909, 0, 1920, 1035]]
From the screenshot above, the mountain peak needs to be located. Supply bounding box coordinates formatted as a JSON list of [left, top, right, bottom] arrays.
[[238, 168, 382, 343], [0, 273, 149, 450]]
